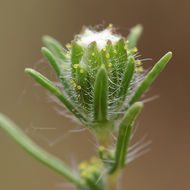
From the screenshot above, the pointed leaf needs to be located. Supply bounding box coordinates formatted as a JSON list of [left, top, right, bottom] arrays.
[[86, 41, 100, 69], [41, 47, 60, 76], [118, 56, 135, 106], [42, 35, 66, 60], [25, 68, 87, 124], [127, 24, 143, 49], [129, 52, 172, 106], [71, 42, 84, 79], [71, 42, 84, 66], [109, 102, 143, 173], [114, 39, 128, 76]]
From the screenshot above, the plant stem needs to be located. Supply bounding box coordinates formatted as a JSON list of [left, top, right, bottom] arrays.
[[106, 171, 120, 190], [94, 121, 114, 147]]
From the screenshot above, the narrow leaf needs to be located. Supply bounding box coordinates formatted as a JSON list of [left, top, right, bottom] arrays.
[[127, 24, 143, 49], [109, 102, 143, 173], [71, 42, 84, 80], [25, 68, 87, 124], [86, 41, 100, 70], [41, 47, 77, 106], [129, 52, 172, 106], [114, 38, 128, 76], [0, 114, 83, 189], [93, 66, 108, 122], [120, 124, 133, 167], [42, 35, 66, 60], [41, 47, 60, 76], [71, 42, 84, 66], [106, 41, 119, 86], [85, 42, 100, 86], [118, 56, 135, 106]]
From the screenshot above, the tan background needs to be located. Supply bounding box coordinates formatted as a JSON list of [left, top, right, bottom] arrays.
[[0, 0, 189, 189]]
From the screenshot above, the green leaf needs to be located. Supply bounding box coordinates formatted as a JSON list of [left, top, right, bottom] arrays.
[[25, 68, 87, 124], [105, 41, 119, 85], [118, 56, 135, 106], [109, 102, 143, 173], [42, 35, 66, 60], [86, 41, 100, 71], [114, 39, 128, 76], [84, 42, 100, 88], [100, 41, 112, 69], [0, 114, 84, 189], [71, 42, 83, 74], [41, 47, 60, 76], [127, 24, 143, 49], [93, 66, 108, 122], [71, 42, 84, 66], [120, 124, 133, 167], [129, 52, 172, 106]]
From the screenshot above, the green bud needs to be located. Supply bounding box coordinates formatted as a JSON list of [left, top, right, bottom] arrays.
[[26, 24, 172, 137]]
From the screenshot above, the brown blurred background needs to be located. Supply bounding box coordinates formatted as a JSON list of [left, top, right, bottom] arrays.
[[0, 0, 189, 189]]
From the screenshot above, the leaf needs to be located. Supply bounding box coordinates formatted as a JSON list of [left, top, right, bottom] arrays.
[[25, 68, 87, 124], [41, 47, 61, 76], [114, 38, 128, 76], [118, 56, 135, 106], [127, 24, 143, 49], [129, 52, 172, 105], [93, 66, 108, 122], [71, 42, 84, 66], [71, 42, 84, 77], [42, 35, 67, 60], [109, 102, 143, 173], [0, 113, 84, 189]]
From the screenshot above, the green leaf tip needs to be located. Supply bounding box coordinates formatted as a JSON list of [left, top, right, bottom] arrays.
[[42, 35, 66, 60], [25, 68, 60, 96], [42, 35, 61, 47], [129, 51, 172, 106], [118, 56, 135, 106], [25, 68, 87, 124], [41, 47, 60, 76], [127, 24, 143, 49]]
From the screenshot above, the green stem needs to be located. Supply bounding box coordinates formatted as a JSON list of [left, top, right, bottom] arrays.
[[0, 114, 85, 190]]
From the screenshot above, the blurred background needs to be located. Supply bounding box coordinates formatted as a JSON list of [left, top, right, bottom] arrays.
[[0, 0, 189, 189]]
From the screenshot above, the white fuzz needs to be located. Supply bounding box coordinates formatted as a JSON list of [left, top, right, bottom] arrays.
[[77, 28, 121, 50]]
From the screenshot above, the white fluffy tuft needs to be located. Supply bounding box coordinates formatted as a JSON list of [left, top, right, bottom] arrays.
[[77, 28, 121, 50]]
